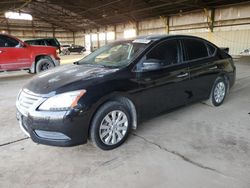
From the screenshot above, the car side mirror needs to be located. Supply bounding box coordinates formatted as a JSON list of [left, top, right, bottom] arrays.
[[140, 59, 161, 72]]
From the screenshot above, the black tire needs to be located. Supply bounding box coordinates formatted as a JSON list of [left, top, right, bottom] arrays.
[[205, 77, 228, 107], [90, 101, 132, 150], [36, 57, 55, 73]]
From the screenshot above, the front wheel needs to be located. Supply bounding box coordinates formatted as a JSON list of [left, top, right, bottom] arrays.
[[206, 77, 227, 106], [90, 101, 132, 150], [36, 58, 55, 73]]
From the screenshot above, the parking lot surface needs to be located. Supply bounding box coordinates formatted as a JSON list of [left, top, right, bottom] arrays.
[[0, 57, 250, 188]]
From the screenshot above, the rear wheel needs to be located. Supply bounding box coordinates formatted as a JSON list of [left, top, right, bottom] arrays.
[[36, 57, 55, 73], [206, 77, 227, 106], [90, 101, 131, 150]]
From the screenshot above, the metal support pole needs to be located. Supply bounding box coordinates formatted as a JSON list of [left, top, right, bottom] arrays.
[[73, 31, 75, 45], [135, 21, 139, 36], [205, 8, 215, 32], [160, 16, 169, 34], [104, 32, 107, 45], [90, 32, 93, 52], [114, 25, 117, 40], [97, 28, 100, 48], [52, 27, 55, 38]]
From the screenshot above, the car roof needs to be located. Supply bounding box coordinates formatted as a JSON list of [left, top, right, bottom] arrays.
[[110, 34, 212, 47], [25, 38, 57, 41], [135, 34, 207, 41]]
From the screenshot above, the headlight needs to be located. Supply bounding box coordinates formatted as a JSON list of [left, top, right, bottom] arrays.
[[39, 90, 86, 111]]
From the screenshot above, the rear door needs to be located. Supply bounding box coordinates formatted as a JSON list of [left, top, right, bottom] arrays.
[[182, 38, 219, 102], [134, 39, 190, 118], [0, 35, 30, 71]]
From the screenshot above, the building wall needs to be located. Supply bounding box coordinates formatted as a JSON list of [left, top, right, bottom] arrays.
[[85, 2, 250, 55], [171, 26, 250, 55], [169, 4, 250, 55], [0, 18, 75, 45]]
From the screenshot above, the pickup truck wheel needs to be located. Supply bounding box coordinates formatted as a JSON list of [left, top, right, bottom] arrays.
[[36, 58, 55, 73]]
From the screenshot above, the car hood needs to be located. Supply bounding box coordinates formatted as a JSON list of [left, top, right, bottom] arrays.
[[24, 64, 118, 94]]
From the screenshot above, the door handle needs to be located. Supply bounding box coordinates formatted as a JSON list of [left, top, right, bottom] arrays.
[[209, 66, 217, 70], [0, 50, 6, 54], [177, 72, 189, 78]]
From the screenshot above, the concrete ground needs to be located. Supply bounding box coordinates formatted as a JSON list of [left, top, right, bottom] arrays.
[[0, 56, 250, 188]]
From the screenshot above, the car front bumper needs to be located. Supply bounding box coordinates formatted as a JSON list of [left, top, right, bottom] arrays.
[[16, 107, 91, 147]]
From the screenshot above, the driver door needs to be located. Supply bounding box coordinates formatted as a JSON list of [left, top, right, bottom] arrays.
[[134, 39, 190, 118], [0, 35, 30, 71]]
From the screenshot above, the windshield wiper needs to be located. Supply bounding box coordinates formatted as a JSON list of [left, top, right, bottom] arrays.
[[76, 62, 107, 68]]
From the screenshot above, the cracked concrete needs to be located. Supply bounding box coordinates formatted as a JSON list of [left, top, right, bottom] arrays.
[[0, 137, 29, 147], [131, 132, 225, 176], [0, 56, 250, 188]]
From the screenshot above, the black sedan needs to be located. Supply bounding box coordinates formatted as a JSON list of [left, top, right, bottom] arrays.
[[16, 35, 236, 150], [68, 44, 86, 54]]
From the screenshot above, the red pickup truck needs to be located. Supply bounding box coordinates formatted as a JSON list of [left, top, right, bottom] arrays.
[[0, 34, 60, 73]]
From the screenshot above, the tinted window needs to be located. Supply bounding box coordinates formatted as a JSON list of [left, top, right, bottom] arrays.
[[0, 36, 5, 47], [45, 39, 59, 46], [0, 35, 19, 47], [146, 40, 180, 66], [207, 43, 216, 56], [183, 39, 208, 61], [28, 41, 38, 45], [39, 40, 46, 45]]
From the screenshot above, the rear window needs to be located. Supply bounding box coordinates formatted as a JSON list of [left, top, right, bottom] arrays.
[[183, 39, 208, 61], [25, 38, 60, 47], [45, 39, 59, 46], [207, 43, 216, 56]]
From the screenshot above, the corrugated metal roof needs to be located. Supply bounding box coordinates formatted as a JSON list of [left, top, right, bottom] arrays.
[[0, 0, 250, 31]]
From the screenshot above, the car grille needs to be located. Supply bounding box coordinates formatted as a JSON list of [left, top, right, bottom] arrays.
[[17, 90, 42, 116]]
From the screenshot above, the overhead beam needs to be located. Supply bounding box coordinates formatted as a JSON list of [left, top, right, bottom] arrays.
[[33, 1, 101, 27], [92, 0, 189, 22], [75, 0, 122, 15]]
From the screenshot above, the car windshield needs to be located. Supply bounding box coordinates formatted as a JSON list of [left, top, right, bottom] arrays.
[[78, 41, 147, 68]]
